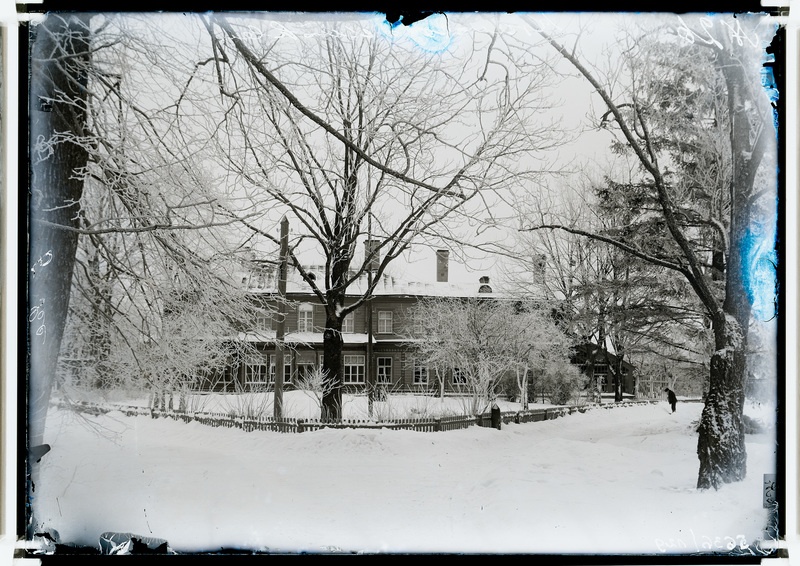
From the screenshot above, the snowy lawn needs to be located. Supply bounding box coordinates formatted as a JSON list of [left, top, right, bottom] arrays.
[[33, 398, 777, 555]]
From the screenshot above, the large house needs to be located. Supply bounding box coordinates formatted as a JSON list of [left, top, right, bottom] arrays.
[[210, 249, 502, 394], [207, 247, 637, 399]]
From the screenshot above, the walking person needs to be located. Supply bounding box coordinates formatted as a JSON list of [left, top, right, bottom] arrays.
[[664, 387, 677, 413]]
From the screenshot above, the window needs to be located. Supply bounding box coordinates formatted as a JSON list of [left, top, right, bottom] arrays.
[[342, 313, 354, 333], [343, 355, 365, 384], [378, 310, 393, 334], [413, 361, 428, 385], [268, 355, 292, 383], [377, 357, 392, 384], [594, 363, 608, 389], [245, 357, 270, 388], [452, 367, 467, 385], [298, 303, 314, 332], [255, 313, 271, 331]]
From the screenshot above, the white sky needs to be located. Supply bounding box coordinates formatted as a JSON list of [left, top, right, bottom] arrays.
[[51, 11, 779, 294], [223, 12, 625, 287]]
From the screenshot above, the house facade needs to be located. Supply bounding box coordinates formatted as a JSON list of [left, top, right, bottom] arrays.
[[209, 250, 500, 394], [206, 248, 637, 399], [571, 343, 636, 396]]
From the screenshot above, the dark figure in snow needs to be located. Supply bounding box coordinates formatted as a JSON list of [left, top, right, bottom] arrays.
[[665, 388, 677, 413]]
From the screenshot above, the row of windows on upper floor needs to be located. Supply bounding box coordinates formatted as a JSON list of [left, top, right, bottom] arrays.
[[255, 304, 404, 334]]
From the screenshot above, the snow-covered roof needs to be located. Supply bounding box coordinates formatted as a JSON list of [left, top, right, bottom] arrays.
[[237, 330, 372, 345], [239, 263, 504, 299]]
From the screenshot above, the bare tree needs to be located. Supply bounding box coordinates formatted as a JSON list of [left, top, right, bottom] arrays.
[[191, 14, 566, 419], [409, 297, 508, 415], [500, 300, 583, 408], [295, 366, 335, 418], [504, 178, 710, 404], [54, 13, 268, 401], [521, 14, 779, 489], [29, 13, 271, 476], [408, 297, 577, 414]]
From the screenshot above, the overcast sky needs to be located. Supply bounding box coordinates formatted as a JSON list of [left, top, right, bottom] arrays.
[[18, 11, 782, 293]]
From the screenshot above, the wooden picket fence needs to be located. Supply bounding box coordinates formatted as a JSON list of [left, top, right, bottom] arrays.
[[57, 399, 657, 435]]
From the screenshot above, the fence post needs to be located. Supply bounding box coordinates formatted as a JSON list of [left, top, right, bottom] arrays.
[[491, 403, 501, 430], [297, 419, 305, 434], [434, 418, 441, 432]]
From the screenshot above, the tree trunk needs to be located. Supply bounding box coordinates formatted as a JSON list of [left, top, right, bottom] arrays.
[[521, 371, 528, 410], [29, 10, 92, 450], [696, 33, 760, 490], [27, 14, 92, 539], [696, 214, 751, 489], [613, 348, 624, 402], [273, 216, 289, 419], [612, 368, 621, 402], [696, 319, 747, 489], [86, 236, 112, 389], [321, 310, 344, 420], [29, 12, 92, 445]]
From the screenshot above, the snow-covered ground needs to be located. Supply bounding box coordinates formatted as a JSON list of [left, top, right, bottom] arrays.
[[84, 388, 562, 419], [31, 396, 778, 555]]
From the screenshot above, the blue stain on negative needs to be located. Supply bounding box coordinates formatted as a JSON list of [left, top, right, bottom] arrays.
[[743, 42, 780, 322], [378, 13, 453, 52], [761, 67, 777, 101], [741, 218, 778, 322], [761, 65, 780, 133]]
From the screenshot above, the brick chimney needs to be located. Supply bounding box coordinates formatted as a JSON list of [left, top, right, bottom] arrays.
[[435, 249, 449, 282], [365, 239, 380, 272]]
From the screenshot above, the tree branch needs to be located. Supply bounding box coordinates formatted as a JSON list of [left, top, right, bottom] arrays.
[[210, 15, 469, 200], [520, 223, 691, 275], [525, 18, 724, 318]]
